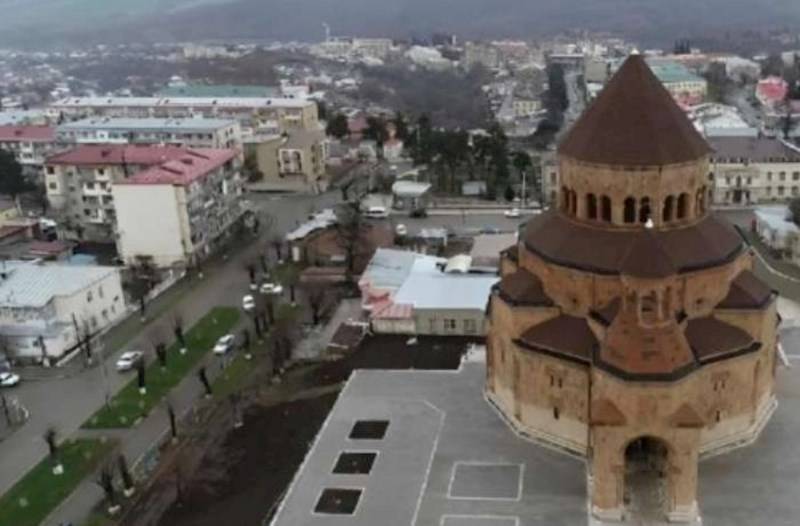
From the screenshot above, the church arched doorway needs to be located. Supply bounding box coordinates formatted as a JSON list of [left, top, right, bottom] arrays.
[[623, 436, 670, 521]]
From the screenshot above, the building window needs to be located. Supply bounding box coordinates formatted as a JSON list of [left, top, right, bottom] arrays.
[[553, 407, 560, 420], [623, 197, 636, 223], [663, 195, 674, 222], [586, 193, 597, 220], [677, 193, 689, 219], [98, 286, 104, 299], [444, 319, 457, 331], [601, 195, 612, 222], [639, 197, 651, 223], [463, 319, 477, 334], [794, 172, 800, 181], [780, 172, 786, 181], [48, 182, 57, 190], [86, 291, 93, 302], [46, 166, 55, 175]]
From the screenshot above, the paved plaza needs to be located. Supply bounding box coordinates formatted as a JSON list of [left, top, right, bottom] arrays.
[[272, 350, 800, 526]]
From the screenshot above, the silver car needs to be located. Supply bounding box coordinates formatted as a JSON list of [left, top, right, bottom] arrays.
[[115, 351, 144, 372]]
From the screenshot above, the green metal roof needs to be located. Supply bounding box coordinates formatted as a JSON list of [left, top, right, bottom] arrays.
[[156, 84, 281, 98]]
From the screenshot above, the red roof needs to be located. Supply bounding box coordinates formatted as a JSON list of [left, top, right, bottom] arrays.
[[118, 148, 239, 186], [757, 77, 788, 104], [559, 54, 711, 166], [0, 125, 55, 142], [47, 145, 190, 166]]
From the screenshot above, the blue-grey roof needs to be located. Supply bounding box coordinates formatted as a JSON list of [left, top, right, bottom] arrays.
[[57, 117, 237, 132], [0, 261, 119, 308], [359, 248, 424, 290], [392, 256, 498, 310]]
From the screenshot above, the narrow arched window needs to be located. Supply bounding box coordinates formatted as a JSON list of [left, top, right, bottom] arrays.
[[663, 195, 674, 222], [677, 193, 689, 219], [624, 197, 636, 223], [586, 193, 597, 220], [639, 197, 651, 224], [569, 190, 577, 216], [560, 186, 569, 212], [601, 195, 612, 222]]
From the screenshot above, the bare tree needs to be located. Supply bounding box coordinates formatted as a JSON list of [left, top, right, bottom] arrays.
[[173, 314, 187, 354], [303, 282, 329, 325], [136, 359, 147, 395], [117, 454, 135, 497], [269, 235, 284, 261], [166, 399, 178, 441], [96, 463, 120, 514], [43, 426, 63, 474], [241, 328, 252, 359], [335, 195, 370, 286], [150, 327, 167, 369], [229, 392, 244, 429], [197, 366, 212, 397]]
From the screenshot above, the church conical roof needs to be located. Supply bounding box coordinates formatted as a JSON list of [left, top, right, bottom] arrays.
[[558, 54, 712, 166]]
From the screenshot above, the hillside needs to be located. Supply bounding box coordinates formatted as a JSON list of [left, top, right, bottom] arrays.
[[1, 0, 799, 48]]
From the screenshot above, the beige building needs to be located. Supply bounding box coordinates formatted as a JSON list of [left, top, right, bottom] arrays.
[[112, 149, 244, 268], [709, 136, 800, 205], [245, 130, 327, 193], [51, 96, 319, 136], [45, 145, 195, 242], [487, 56, 777, 523], [0, 125, 61, 177]]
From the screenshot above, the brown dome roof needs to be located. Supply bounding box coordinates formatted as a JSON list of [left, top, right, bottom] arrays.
[[558, 54, 712, 166]]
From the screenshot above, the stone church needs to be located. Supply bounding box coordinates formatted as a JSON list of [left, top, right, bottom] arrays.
[[487, 55, 778, 522]]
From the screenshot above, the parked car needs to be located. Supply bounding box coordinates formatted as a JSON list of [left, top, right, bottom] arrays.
[[364, 206, 389, 219], [504, 208, 521, 218], [242, 294, 256, 311], [115, 351, 144, 372], [213, 334, 236, 355], [395, 223, 408, 236], [0, 371, 19, 387], [259, 283, 283, 295]]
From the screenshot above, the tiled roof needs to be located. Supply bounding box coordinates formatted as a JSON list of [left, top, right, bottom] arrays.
[[559, 54, 711, 166], [46, 145, 190, 166], [0, 125, 55, 142], [519, 315, 596, 362], [118, 149, 238, 186], [685, 316, 756, 362], [496, 268, 553, 306], [524, 210, 743, 275], [717, 270, 773, 310]]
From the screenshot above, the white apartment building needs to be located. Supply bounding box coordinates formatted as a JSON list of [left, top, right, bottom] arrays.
[[0, 260, 126, 362], [56, 117, 242, 149], [45, 145, 196, 242], [0, 125, 61, 177], [51, 96, 319, 135], [709, 136, 800, 205], [112, 148, 244, 268]]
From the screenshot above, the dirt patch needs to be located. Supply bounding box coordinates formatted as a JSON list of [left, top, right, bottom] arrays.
[[126, 333, 477, 526]]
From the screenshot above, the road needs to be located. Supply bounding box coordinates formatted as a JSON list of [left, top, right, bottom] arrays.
[[0, 190, 342, 498]]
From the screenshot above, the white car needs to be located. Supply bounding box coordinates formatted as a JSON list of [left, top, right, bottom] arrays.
[[259, 283, 284, 295], [395, 223, 408, 236], [364, 206, 389, 219], [0, 371, 19, 387], [115, 351, 144, 372], [504, 208, 521, 218], [242, 294, 256, 311], [213, 334, 236, 355]]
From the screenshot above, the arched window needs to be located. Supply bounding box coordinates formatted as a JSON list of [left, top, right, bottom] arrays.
[[569, 190, 577, 216], [586, 193, 598, 220], [662, 195, 674, 222], [639, 197, 651, 224], [697, 186, 706, 213], [677, 193, 689, 219], [560, 186, 569, 212], [601, 195, 612, 222], [624, 197, 636, 223]]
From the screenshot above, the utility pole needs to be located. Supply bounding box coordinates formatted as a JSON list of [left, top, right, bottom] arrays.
[[521, 170, 527, 209]]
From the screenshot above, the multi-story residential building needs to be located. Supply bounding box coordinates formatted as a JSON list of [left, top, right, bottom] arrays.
[[44, 145, 194, 242], [56, 117, 242, 149], [0, 125, 60, 177], [709, 136, 800, 205], [112, 148, 244, 268], [50, 96, 319, 135], [352, 38, 394, 59], [0, 109, 52, 126], [463, 42, 501, 69], [0, 260, 126, 362], [277, 130, 327, 191], [156, 84, 282, 98]]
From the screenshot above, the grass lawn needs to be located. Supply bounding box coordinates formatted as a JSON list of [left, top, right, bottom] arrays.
[[212, 354, 257, 400], [84, 307, 240, 429], [0, 438, 116, 526]]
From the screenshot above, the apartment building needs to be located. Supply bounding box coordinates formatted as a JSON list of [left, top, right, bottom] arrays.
[[112, 148, 244, 268], [245, 130, 328, 192], [0, 260, 126, 362], [56, 117, 242, 149], [44, 145, 194, 242], [709, 136, 800, 205], [51, 96, 319, 135], [0, 125, 60, 177]]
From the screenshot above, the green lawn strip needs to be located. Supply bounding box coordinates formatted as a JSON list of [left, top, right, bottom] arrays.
[[83, 307, 240, 429], [0, 438, 117, 526]]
